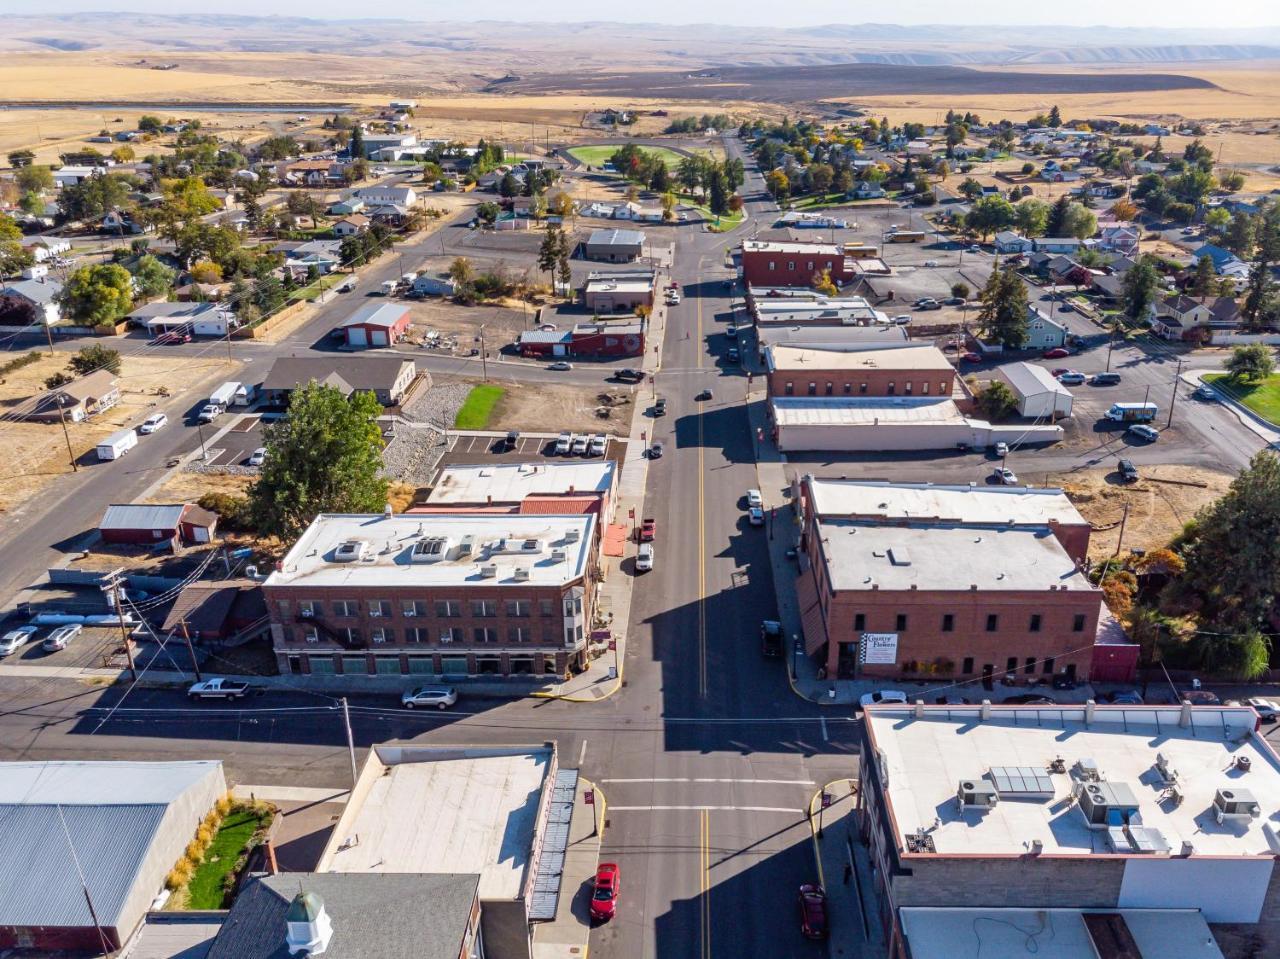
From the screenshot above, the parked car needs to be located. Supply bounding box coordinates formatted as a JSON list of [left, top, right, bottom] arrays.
[[1042, 347, 1071, 359], [746, 489, 763, 509], [665, 291, 681, 305], [1247, 698, 1280, 723], [153, 330, 191, 345], [138, 413, 168, 434], [401, 685, 458, 710], [961, 352, 982, 363], [914, 298, 941, 310], [967, 244, 981, 253], [798, 884, 829, 940], [1118, 459, 1140, 482], [555, 432, 572, 455], [548, 361, 573, 371], [1100, 690, 1144, 705], [1090, 372, 1121, 386], [942, 296, 965, 306], [41, 623, 82, 653], [649, 441, 664, 458], [635, 542, 655, 572], [0, 625, 38, 657], [1178, 689, 1221, 705], [696, 388, 714, 401], [590, 863, 621, 922], [860, 690, 907, 707], [993, 466, 1018, 485], [571, 434, 590, 455], [993, 441, 1009, 457], [725, 325, 739, 339], [1057, 371, 1086, 385], [187, 678, 252, 700], [748, 506, 765, 527], [504, 430, 520, 450], [615, 368, 645, 383], [589, 434, 607, 457], [197, 404, 222, 423], [639, 517, 657, 542], [1127, 424, 1159, 442], [248, 447, 267, 467], [1002, 694, 1055, 705], [653, 397, 667, 417], [726, 347, 740, 363]]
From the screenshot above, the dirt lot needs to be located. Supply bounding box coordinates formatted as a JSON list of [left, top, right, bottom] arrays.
[[1047, 464, 1232, 562], [143, 469, 254, 506], [0, 351, 236, 512]]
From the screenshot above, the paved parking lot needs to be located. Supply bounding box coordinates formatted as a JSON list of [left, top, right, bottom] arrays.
[[204, 414, 267, 468]]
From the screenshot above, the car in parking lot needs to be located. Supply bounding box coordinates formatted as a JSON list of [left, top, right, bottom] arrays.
[[1247, 698, 1280, 722], [726, 347, 740, 363], [960, 351, 982, 364], [548, 361, 573, 371], [725, 325, 738, 339], [860, 689, 907, 708], [1118, 459, 1139, 482], [1056, 371, 1086, 385], [1042, 347, 1071, 359], [635, 542, 655, 572], [993, 466, 1018, 485], [942, 296, 965, 306], [589, 434, 607, 456], [247, 447, 267, 467], [891, 314, 912, 325], [590, 863, 621, 922], [0, 625, 38, 657], [571, 434, 589, 455], [197, 404, 222, 423], [798, 884, 828, 940], [746, 489, 763, 509], [1099, 690, 1144, 705], [1090, 372, 1121, 386], [993, 441, 1009, 457], [1002, 694, 1055, 705], [138, 413, 168, 434], [153, 330, 191, 345], [41, 623, 82, 653], [1127, 424, 1159, 442], [554, 432, 572, 454], [748, 506, 765, 526], [914, 298, 941, 310], [967, 244, 981, 253], [401, 685, 458, 710]]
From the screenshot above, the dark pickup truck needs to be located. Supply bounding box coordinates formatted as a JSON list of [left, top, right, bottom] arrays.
[[761, 620, 783, 658]]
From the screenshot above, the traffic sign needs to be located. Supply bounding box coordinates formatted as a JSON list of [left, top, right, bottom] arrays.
[[821, 792, 833, 809], [585, 790, 595, 806]]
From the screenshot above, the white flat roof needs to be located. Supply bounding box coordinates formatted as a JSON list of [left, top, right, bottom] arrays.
[[865, 705, 1280, 857], [265, 513, 593, 587], [806, 478, 1087, 527], [429, 461, 615, 505], [324, 746, 551, 899], [817, 520, 1092, 592], [584, 276, 654, 295], [900, 908, 1224, 959], [769, 344, 952, 372], [744, 239, 840, 255], [773, 397, 967, 427], [1003, 361, 1072, 398]]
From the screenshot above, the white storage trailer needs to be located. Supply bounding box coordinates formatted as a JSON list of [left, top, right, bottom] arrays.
[[96, 429, 139, 461], [209, 381, 240, 408]]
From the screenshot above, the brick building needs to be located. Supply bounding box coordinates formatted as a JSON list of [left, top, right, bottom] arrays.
[[795, 477, 1117, 683], [765, 344, 957, 400], [740, 240, 855, 288], [263, 512, 599, 680], [860, 703, 1280, 958]]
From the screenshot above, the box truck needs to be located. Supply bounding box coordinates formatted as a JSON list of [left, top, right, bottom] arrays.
[[209, 381, 240, 409], [97, 429, 139, 461], [1104, 402, 1158, 423]]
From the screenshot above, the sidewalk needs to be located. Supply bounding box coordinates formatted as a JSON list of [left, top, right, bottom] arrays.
[[808, 780, 887, 959], [533, 777, 605, 959]]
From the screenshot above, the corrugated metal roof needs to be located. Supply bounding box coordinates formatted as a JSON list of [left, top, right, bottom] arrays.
[[0, 760, 221, 805], [1001, 362, 1071, 399], [100, 503, 187, 532], [529, 768, 578, 921], [520, 330, 573, 344], [0, 803, 166, 928]]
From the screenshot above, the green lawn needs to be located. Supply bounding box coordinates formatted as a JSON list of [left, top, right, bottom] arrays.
[[1203, 372, 1280, 423], [286, 276, 332, 304], [675, 193, 745, 232], [185, 808, 271, 909], [455, 384, 506, 430], [568, 145, 687, 170]]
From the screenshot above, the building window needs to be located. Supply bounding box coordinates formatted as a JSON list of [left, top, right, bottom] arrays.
[[308, 656, 336, 675], [922, 382, 930, 395], [854, 613, 865, 631], [474, 627, 497, 643], [787, 261, 795, 271], [824, 382, 832, 395], [859, 383, 868, 394], [939, 382, 947, 395], [471, 600, 497, 618], [536, 599, 553, 617], [895, 613, 907, 631], [986, 614, 999, 632], [375, 656, 401, 676], [1043, 657, 1056, 675], [962, 657, 974, 674], [768, 261, 775, 270], [277, 600, 291, 619], [403, 600, 428, 618], [785, 381, 794, 395], [842, 382, 852, 394], [808, 382, 817, 396], [370, 627, 392, 644], [509, 626, 531, 643], [298, 599, 318, 618], [368, 600, 389, 618], [1072, 614, 1086, 632], [806, 261, 814, 271], [941, 614, 954, 632], [406, 627, 428, 643], [1005, 656, 1018, 674], [341, 655, 367, 675], [506, 599, 531, 618], [904, 382, 913, 395], [439, 627, 460, 644], [333, 600, 358, 618], [1024, 657, 1036, 675], [1029, 614, 1042, 633], [436, 599, 461, 618], [338, 627, 360, 645], [887, 382, 895, 395]]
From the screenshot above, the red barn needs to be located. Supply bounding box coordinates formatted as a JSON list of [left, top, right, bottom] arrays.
[[99, 503, 218, 547], [337, 302, 411, 348], [741, 240, 855, 289]]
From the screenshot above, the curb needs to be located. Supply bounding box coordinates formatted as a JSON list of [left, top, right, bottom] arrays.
[[806, 779, 857, 889], [1189, 370, 1280, 442]]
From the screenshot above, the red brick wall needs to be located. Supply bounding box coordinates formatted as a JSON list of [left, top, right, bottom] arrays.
[[742, 248, 853, 287], [768, 366, 955, 399]]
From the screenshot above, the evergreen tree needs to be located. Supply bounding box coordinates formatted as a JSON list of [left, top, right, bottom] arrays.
[[1045, 195, 1072, 237], [975, 267, 1029, 348]]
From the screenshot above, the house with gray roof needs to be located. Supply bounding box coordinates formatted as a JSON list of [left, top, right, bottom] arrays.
[[261, 355, 418, 406], [583, 228, 645, 263], [1, 277, 63, 325]]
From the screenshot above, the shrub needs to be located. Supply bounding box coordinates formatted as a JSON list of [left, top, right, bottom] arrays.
[[197, 492, 252, 531], [44, 371, 74, 390]]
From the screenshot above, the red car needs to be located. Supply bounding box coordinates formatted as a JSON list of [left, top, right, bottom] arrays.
[[961, 352, 982, 363], [153, 330, 191, 345], [798, 884, 828, 939], [1043, 347, 1071, 359], [590, 862, 620, 922], [638, 517, 656, 542], [1051, 367, 1071, 377]]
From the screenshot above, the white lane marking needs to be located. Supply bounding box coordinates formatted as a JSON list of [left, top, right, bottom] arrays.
[[578, 739, 588, 766], [610, 805, 800, 813], [601, 778, 813, 785], [820, 716, 829, 742]]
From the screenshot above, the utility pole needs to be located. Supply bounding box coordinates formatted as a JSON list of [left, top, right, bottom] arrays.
[[340, 697, 359, 791], [1113, 502, 1130, 558], [180, 620, 202, 682], [113, 583, 138, 681], [478, 325, 488, 381], [1167, 359, 1183, 428], [1106, 326, 1118, 372]]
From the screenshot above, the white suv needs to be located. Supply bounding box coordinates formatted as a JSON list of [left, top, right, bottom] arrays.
[[636, 543, 655, 572], [401, 685, 458, 710]]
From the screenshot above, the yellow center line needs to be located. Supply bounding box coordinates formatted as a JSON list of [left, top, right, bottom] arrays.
[[696, 272, 708, 699]]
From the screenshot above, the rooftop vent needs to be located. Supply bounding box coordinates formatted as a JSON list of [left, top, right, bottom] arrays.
[[887, 547, 912, 567], [989, 766, 1055, 800], [551, 550, 568, 563], [956, 779, 999, 812], [1214, 787, 1261, 823], [333, 539, 370, 563], [478, 564, 498, 579], [457, 535, 476, 557], [1075, 757, 1102, 782], [905, 828, 936, 853], [565, 528, 581, 543], [1107, 824, 1171, 855], [512, 566, 531, 582], [410, 537, 452, 564]]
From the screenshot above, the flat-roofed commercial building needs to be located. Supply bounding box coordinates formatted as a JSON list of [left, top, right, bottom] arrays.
[[860, 704, 1280, 957], [765, 344, 957, 400], [263, 512, 598, 680], [741, 240, 855, 287], [581, 269, 656, 312], [422, 461, 617, 522]]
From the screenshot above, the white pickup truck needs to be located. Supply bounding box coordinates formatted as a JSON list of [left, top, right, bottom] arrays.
[[187, 678, 253, 700]]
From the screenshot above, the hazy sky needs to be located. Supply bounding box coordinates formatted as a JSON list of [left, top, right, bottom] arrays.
[[2, 1, 1276, 29]]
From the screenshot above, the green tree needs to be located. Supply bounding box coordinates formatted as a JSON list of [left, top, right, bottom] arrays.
[[498, 172, 520, 198], [475, 201, 500, 225], [1224, 211, 1256, 258], [59, 173, 133, 222], [1014, 198, 1050, 237], [1047, 105, 1062, 128], [449, 257, 475, 286], [807, 163, 834, 194], [68, 343, 122, 376], [1045, 194, 1071, 237], [1226, 343, 1275, 381], [1061, 203, 1098, 240], [8, 149, 35, 168], [132, 254, 176, 298], [1242, 204, 1280, 328], [957, 177, 983, 200], [137, 114, 164, 133], [975, 267, 1029, 348], [967, 195, 1016, 240], [951, 282, 970, 300], [248, 383, 388, 540], [59, 263, 134, 326], [974, 380, 1019, 421], [1204, 207, 1232, 236], [1121, 255, 1161, 323], [15, 165, 53, 195], [708, 171, 729, 216], [537, 226, 562, 288], [1218, 170, 1247, 192], [1191, 255, 1216, 299], [765, 169, 789, 201], [0, 213, 33, 276]]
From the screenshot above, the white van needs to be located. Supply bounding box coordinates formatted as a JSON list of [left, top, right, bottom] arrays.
[[97, 429, 139, 461]]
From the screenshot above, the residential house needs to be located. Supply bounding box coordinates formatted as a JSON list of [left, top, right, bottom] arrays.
[[14, 369, 119, 423], [1153, 294, 1241, 341], [1024, 308, 1070, 349], [1090, 272, 1126, 305], [282, 239, 343, 277], [849, 180, 886, 200], [1192, 244, 1250, 279], [354, 185, 417, 207], [98, 502, 218, 547], [260, 355, 417, 406], [1099, 224, 1140, 257], [1033, 237, 1086, 255], [906, 139, 934, 157], [336, 302, 412, 349], [328, 198, 365, 217], [20, 237, 71, 263], [1, 277, 63, 325], [127, 301, 240, 337], [993, 231, 1032, 255], [1047, 256, 1091, 287], [365, 202, 411, 226], [332, 214, 371, 237], [53, 165, 107, 188], [100, 209, 151, 235]]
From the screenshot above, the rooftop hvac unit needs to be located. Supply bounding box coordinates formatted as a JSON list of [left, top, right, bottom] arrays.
[[956, 779, 999, 812], [520, 538, 543, 553], [1107, 824, 1171, 855], [1078, 781, 1140, 829], [551, 550, 568, 563], [333, 539, 371, 563], [1214, 788, 1261, 824], [1074, 757, 1102, 782], [512, 567, 531, 582], [478, 564, 498, 579], [457, 535, 476, 557], [565, 529, 581, 543], [1155, 752, 1179, 785], [904, 829, 936, 853], [410, 536, 451, 564]]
